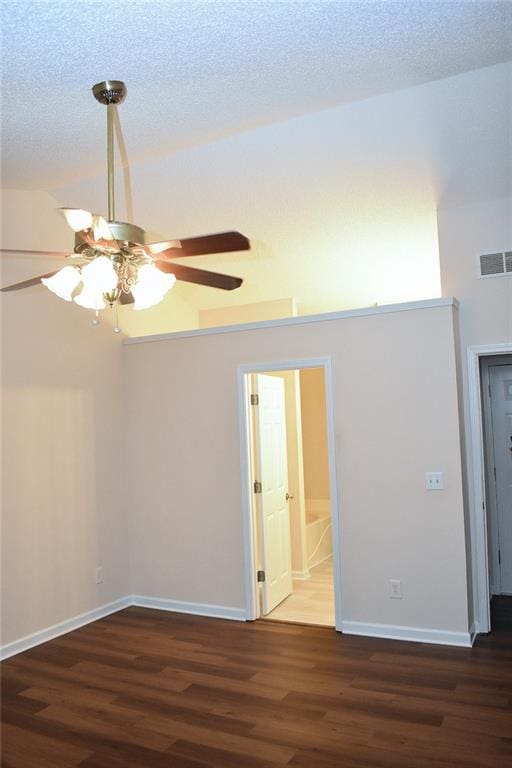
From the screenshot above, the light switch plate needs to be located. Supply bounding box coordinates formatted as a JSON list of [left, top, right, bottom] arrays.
[[425, 472, 444, 490]]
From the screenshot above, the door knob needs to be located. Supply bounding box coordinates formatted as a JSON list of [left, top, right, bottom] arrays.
[[286, 492, 294, 501]]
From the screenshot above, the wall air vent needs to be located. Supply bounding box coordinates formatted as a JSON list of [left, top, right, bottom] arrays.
[[478, 252, 512, 278]]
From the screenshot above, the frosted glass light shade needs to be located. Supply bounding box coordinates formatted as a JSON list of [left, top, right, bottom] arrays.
[[74, 287, 106, 310], [132, 263, 176, 310], [41, 266, 81, 301], [73, 256, 117, 311], [60, 208, 93, 232], [80, 256, 118, 293]]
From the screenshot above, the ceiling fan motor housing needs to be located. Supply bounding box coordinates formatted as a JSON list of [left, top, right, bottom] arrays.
[[74, 220, 146, 251]]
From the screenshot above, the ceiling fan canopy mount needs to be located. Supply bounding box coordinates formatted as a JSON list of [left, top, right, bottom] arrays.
[[92, 80, 127, 106]]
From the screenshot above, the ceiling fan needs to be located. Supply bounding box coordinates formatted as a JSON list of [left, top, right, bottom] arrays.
[[0, 80, 250, 324]]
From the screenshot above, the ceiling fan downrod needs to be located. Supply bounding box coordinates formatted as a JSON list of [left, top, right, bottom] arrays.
[[92, 80, 127, 223]]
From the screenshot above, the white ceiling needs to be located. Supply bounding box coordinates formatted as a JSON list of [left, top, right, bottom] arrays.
[[2, 0, 511, 189]]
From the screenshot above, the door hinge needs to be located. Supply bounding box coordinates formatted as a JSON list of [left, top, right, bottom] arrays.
[[253, 481, 262, 494], [498, 549, 501, 565], [257, 570, 266, 582], [250, 394, 259, 406], [494, 466, 497, 481], [488, 383, 492, 399]]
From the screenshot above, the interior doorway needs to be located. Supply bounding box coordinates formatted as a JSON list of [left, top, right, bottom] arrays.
[[468, 343, 512, 634], [481, 355, 512, 610], [239, 358, 342, 629]]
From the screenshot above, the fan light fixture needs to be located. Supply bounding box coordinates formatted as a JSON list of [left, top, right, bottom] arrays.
[[0, 80, 250, 332], [43, 81, 177, 324]]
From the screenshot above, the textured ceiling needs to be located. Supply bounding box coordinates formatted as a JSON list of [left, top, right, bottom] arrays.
[[2, 0, 511, 189]]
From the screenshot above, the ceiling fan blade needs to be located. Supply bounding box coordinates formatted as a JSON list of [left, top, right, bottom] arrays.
[[119, 291, 134, 305], [1, 271, 58, 292], [154, 231, 250, 259], [0, 248, 75, 259], [155, 261, 243, 291]]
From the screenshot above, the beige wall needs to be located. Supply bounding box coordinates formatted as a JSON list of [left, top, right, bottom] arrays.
[[52, 63, 510, 334], [0, 187, 481, 647], [200, 298, 296, 328], [124, 302, 469, 633], [438, 196, 512, 625], [119, 288, 199, 337], [1, 190, 128, 647], [438, 197, 512, 349], [300, 367, 330, 502]]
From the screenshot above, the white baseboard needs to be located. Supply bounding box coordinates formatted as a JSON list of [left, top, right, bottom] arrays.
[[341, 620, 473, 647], [130, 595, 246, 621], [0, 596, 131, 661], [469, 621, 479, 644], [1, 599, 478, 661], [1, 595, 247, 661], [292, 569, 311, 581]]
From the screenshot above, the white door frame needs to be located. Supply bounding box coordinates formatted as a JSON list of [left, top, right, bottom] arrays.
[[238, 356, 343, 631], [468, 342, 512, 633]]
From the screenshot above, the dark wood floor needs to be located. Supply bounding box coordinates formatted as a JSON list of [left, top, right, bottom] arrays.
[[2, 603, 512, 768]]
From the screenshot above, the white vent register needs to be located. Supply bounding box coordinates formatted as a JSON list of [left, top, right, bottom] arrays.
[[479, 251, 512, 278]]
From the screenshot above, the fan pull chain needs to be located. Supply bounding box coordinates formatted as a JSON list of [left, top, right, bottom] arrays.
[[113, 302, 121, 334], [92, 311, 100, 326]]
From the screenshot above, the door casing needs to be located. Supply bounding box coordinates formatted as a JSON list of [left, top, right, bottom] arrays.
[[481, 358, 512, 596], [238, 357, 343, 630], [468, 343, 512, 634]]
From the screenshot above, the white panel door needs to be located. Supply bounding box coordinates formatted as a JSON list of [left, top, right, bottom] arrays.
[[489, 365, 512, 594], [254, 374, 292, 614]]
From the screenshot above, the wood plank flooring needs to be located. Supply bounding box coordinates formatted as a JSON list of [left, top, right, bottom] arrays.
[[2, 603, 512, 767], [265, 559, 335, 626]]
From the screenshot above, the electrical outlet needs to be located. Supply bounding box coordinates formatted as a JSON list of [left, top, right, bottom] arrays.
[[389, 579, 402, 599], [425, 472, 444, 490], [95, 566, 103, 584]]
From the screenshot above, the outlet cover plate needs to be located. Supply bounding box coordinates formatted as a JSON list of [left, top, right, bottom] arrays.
[[425, 472, 444, 490]]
